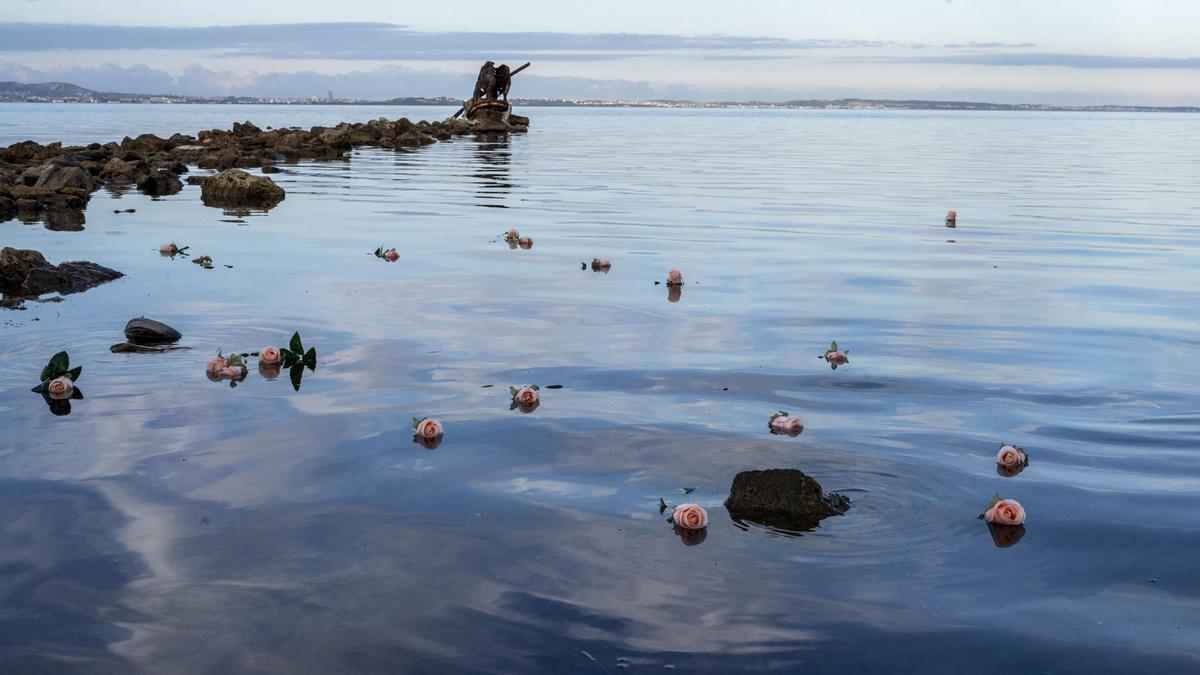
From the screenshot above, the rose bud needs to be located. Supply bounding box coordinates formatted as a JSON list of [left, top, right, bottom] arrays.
[[206, 356, 228, 374], [259, 346, 281, 366], [47, 376, 74, 400], [770, 414, 804, 436], [505, 229, 520, 242], [383, 250, 399, 262], [518, 237, 533, 249], [671, 503, 708, 530], [415, 418, 443, 440], [996, 445, 1026, 469], [514, 387, 539, 405], [159, 243, 176, 254], [666, 268, 683, 286], [983, 499, 1026, 526], [825, 351, 849, 364]]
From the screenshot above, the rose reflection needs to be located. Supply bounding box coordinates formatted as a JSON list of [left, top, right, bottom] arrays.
[[770, 425, 804, 437], [513, 400, 540, 414], [259, 363, 282, 380], [987, 523, 1026, 548], [673, 524, 707, 546], [42, 389, 82, 416], [996, 463, 1025, 478], [667, 286, 682, 303], [412, 434, 443, 450]]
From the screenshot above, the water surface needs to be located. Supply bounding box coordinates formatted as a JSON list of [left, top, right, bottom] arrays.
[[1, 104, 1198, 673]]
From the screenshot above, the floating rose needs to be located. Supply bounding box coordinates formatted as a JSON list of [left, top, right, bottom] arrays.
[[822, 341, 850, 369], [671, 503, 709, 531], [591, 258, 611, 271], [518, 237, 533, 249], [159, 242, 188, 257], [259, 346, 281, 366], [946, 210, 957, 227], [511, 386, 539, 405], [996, 443, 1029, 473], [31, 351, 84, 405], [413, 417, 444, 441], [206, 354, 228, 374], [666, 268, 683, 287], [980, 493, 1026, 526], [373, 247, 399, 262], [768, 411, 804, 436], [504, 228, 520, 243]]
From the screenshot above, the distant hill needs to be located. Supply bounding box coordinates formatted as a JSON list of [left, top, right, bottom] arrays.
[[0, 81, 97, 99]]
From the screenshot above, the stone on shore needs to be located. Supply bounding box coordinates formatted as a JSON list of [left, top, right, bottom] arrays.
[[199, 169, 285, 209], [724, 468, 850, 532]]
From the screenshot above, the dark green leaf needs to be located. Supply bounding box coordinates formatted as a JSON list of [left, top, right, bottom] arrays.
[[830, 341, 838, 352], [289, 364, 304, 392], [31, 380, 49, 394], [658, 498, 668, 514], [508, 386, 518, 397], [412, 417, 421, 429], [66, 366, 82, 381], [42, 351, 69, 381], [530, 385, 540, 391], [289, 332, 303, 354], [303, 347, 317, 369]]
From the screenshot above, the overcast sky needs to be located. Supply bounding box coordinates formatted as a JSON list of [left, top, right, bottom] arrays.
[[3, 1, 1199, 104]]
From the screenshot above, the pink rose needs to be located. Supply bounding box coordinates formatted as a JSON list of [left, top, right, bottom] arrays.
[[592, 258, 611, 270], [672, 503, 708, 530], [770, 414, 803, 436], [946, 210, 957, 227], [825, 351, 848, 364], [383, 250, 399, 262], [505, 229, 520, 242], [666, 268, 683, 286], [219, 365, 245, 379], [514, 387, 539, 405], [259, 346, 281, 366], [47, 376, 74, 399], [206, 356, 228, 374], [984, 499, 1026, 526], [996, 445, 1026, 468], [159, 243, 175, 253], [519, 237, 533, 249], [415, 418, 443, 439]]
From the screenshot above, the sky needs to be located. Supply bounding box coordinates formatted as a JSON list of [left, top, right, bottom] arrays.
[[2, 0, 1199, 105]]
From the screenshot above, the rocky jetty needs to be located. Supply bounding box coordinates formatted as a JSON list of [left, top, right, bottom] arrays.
[[0, 114, 526, 225], [724, 468, 850, 532], [0, 246, 122, 306]]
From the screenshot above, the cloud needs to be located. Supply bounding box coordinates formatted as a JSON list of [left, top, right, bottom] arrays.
[[0, 22, 892, 61], [877, 52, 1200, 69]]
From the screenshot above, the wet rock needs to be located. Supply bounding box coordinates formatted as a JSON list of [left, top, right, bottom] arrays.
[[124, 317, 182, 345], [200, 169, 285, 209], [33, 164, 94, 192], [0, 195, 14, 220], [137, 168, 183, 196], [21, 260, 123, 295], [0, 246, 48, 290], [724, 468, 850, 532], [100, 156, 138, 180]]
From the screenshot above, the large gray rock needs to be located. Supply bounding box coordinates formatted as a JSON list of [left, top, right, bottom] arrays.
[[0, 246, 48, 291], [200, 169, 285, 209], [124, 317, 182, 344], [0, 246, 122, 298], [33, 164, 94, 192], [724, 469, 850, 532]]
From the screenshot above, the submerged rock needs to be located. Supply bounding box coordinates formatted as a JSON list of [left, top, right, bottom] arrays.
[[200, 169, 285, 209], [124, 317, 182, 345], [724, 468, 850, 532]]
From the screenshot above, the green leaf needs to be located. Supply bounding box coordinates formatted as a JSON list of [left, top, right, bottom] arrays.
[[289, 364, 304, 392], [42, 351, 69, 381], [830, 341, 838, 352], [303, 347, 317, 369], [66, 366, 82, 382], [509, 386, 518, 397], [658, 497, 668, 514], [412, 417, 421, 429], [530, 385, 540, 391], [987, 492, 1002, 509], [289, 332, 303, 354], [31, 380, 49, 394]]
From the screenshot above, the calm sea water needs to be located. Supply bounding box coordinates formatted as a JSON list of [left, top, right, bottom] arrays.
[[1, 103, 1198, 673]]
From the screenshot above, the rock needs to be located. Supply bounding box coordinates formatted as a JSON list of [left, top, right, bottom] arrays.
[[260, 162, 280, 174], [0, 246, 48, 291], [200, 169, 285, 209], [33, 164, 94, 192], [0, 195, 14, 220], [724, 469, 850, 532], [100, 156, 137, 179], [21, 261, 123, 295], [137, 168, 183, 196], [124, 317, 182, 345]]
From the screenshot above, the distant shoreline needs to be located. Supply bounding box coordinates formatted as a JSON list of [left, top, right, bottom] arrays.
[[2, 83, 1198, 113]]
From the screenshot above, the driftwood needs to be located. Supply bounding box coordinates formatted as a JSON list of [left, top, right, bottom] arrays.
[[453, 62, 530, 119]]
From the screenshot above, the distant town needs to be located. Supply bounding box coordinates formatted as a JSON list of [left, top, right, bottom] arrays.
[[2, 80, 1198, 113]]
